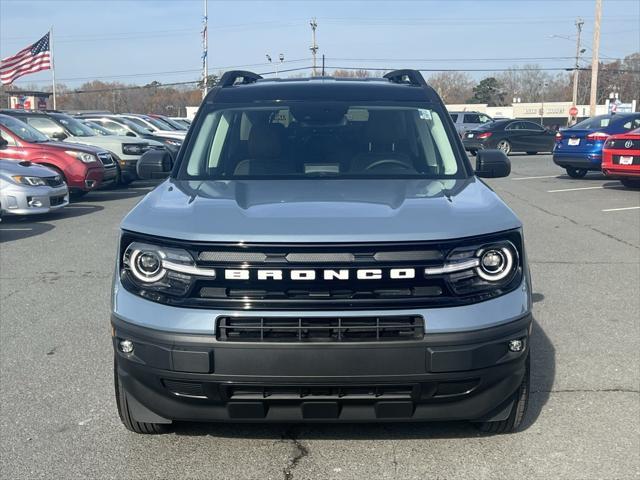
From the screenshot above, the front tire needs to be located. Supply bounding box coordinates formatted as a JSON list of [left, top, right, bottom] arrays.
[[620, 178, 640, 188], [496, 140, 512, 155], [565, 167, 588, 178], [114, 358, 168, 434], [476, 354, 530, 434]]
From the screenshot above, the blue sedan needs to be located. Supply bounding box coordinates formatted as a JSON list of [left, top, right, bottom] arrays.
[[553, 113, 640, 178]]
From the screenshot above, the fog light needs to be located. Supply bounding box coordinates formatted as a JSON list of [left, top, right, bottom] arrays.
[[28, 198, 43, 208], [119, 340, 134, 353], [508, 339, 524, 352]]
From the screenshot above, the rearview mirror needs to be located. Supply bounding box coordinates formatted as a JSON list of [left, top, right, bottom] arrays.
[[137, 150, 172, 180], [475, 149, 511, 178]]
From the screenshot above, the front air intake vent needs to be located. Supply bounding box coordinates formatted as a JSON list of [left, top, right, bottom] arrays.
[[216, 315, 424, 342]]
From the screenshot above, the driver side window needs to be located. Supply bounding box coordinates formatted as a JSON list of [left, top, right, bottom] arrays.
[[0, 131, 17, 146]]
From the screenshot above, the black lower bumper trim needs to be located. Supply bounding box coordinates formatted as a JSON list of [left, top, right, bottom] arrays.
[[112, 313, 531, 423]]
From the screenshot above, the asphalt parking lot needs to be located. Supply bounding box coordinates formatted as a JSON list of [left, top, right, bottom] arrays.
[[1, 153, 639, 480]]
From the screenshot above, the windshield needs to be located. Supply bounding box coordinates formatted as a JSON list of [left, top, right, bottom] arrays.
[[112, 117, 152, 135], [125, 116, 155, 130], [53, 114, 96, 137], [157, 116, 187, 130], [0, 115, 50, 142], [179, 103, 464, 180], [84, 121, 112, 135], [143, 116, 175, 131]]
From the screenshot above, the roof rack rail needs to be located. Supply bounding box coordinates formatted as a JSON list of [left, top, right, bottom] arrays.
[[383, 69, 427, 87], [218, 70, 263, 87]]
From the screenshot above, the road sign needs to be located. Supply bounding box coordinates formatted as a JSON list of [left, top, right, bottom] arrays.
[[569, 106, 578, 116]]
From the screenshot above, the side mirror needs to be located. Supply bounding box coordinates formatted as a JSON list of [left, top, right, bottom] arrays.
[[52, 131, 68, 141], [0, 136, 8, 149], [475, 149, 511, 178], [137, 150, 172, 180]]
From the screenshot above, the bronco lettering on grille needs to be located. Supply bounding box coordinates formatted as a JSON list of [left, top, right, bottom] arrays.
[[223, 268, 416, 281]]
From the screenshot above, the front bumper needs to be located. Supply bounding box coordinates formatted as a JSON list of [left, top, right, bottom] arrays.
[[113, 313, 531, 423], [0, 184, 69, 215]]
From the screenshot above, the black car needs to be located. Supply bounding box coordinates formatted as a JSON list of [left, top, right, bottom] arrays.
[[463, 119, 556, 155]]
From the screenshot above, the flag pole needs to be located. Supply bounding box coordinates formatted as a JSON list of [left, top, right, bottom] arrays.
[[50, 26, 56, 109]]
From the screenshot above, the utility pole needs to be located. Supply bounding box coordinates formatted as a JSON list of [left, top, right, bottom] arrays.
[[310, 18, 318, 76], [202, 0, 209, 99], [589, 0, 602, 116], [571, 18, 584, 119]]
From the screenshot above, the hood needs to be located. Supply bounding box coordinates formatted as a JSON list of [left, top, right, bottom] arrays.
[[0, 159, 59, 177], [64, 135, 146, 148], [33, 140, 106, 154], [121, 178, 521, 243]]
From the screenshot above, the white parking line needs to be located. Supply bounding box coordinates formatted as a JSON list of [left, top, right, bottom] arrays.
[[0, 228, 32, 231], [602, 206, 640, 212], [513, 175, 558, 181], [547, 186, 606, 193]]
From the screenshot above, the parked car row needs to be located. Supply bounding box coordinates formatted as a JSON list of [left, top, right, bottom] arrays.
[[0, 109, 189, 216], [552, 113, 640, 187], [459, 112, 640, 188]]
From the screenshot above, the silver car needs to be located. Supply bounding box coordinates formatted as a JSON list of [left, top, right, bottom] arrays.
[[449, 111, 493, 136], [0, 159, 68, 216]]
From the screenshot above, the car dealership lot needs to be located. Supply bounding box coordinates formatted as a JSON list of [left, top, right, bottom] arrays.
[[1, 154, 638, 479]]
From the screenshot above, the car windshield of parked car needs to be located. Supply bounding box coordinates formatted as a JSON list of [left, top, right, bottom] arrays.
[[54, 115, 97, 137], [125, 116, 156, 131], [84, 121, 112, 135], [0, 115, 50, 143], [144, 116, 176, 131], [180, 103, 463, 180]]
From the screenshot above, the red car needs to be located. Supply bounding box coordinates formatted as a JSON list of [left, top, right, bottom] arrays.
[[0, 114, 117, 196], [602, 128, 640, 188]]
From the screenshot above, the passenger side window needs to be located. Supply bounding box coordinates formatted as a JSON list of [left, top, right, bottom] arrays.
[[464, 114, 481, 124], [25, 117, 64, 138], [522, 121, 544, 131], [506, 122, 523, 130], [450, 114, 458, 122]]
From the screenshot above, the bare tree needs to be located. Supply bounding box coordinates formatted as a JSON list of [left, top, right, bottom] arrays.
[[427, 72, 474, 104]]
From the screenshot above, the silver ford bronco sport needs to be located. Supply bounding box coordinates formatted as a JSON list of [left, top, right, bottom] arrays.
[[112, 70, 532, 434]]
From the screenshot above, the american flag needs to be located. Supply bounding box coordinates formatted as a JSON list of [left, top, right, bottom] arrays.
[[0, 32, 52, 85]]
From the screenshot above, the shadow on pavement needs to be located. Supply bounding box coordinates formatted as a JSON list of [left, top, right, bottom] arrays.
[[0, 203, 103, 242], [170, 317, 554, 440]]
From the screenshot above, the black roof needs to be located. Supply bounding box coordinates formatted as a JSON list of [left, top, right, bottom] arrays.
[[206, 70, 442, 105]]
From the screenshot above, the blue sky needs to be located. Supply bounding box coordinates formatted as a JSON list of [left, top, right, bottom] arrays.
[[1, 0, 638, 88]]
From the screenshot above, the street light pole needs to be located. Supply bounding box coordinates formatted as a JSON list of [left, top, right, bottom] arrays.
[[589, 0, 602, 116], [202, 0, 208, 99], [571, 18, 584, 119]]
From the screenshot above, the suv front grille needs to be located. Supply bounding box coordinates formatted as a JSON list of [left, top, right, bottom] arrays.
[[44, 176, 64, 187], [97, 152, 115, 166], [216, 315, 424, 342]]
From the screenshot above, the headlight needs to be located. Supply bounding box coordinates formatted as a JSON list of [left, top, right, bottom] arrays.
[[65, 150, 97, 164], [11, 175, 47, 186], [424, 238, 521, 296], [121, 242, 215, 297], [122, 143, 145, 155]]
